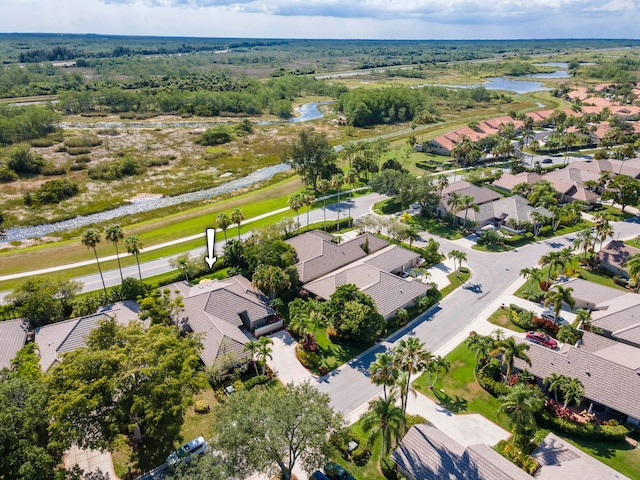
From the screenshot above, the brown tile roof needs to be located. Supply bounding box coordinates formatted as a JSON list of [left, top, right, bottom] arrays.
[[491, 172, 543, 192], [286, 231, 389, 283], [513, 341, 640, 420], [0, 319, 27, 370], [392, 424, 531, 480], [597, 240, 640, 272], [532, 432, 630, 480], [441, 181, 502, 206]]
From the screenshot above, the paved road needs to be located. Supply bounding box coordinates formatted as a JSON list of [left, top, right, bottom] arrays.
[[316, 216, 640, 415]]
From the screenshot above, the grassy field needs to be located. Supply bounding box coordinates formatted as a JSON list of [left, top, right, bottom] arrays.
[[486, 307, 527, 333]]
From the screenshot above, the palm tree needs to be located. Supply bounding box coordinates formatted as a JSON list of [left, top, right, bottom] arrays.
[[302, 192, 315, 231], [344, 169, 358, 227], [538, 250, 566, 284], [562, 131, 578, 164], [393, 337, 430, 432], [624, 253, 640, 292], [231, 208, 245, 240], [318, 178, 331, 231], [287, 193, 304, 229], [560, 377, 585, 409], [544, 372, 567, 403], [593, 213, 613, 250], [446, 192, 463, 227], [460, 195, 479, 228], [575, 308, 592, 330], [465, 334, 495, 368], [436, 174, 449, 199], [520, 267, 542, 295], [256, 336, 273, 376], [426, 355, 450, 390], [243, 340, 260, 376], [81, 228, 107, 298], [125, 235, 143, 280], [544, 285, 576, 324], [573, 228, 595, 258], [528, 139, 540, 168], [448, 249, 467, 273], [331, 173, 344, 229], [498, 337, 531, 381], [216, 212, 231, 243], [405, 226, 420, 249], [105, 224, 125, 283], [498, 384, 543, 448], [361, 394, 404, 459], [368, 352, 398, 401]]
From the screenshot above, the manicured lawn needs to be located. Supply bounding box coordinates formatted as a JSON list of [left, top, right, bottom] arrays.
[[486, 307, 527, 333], [560, 434, 640, 480], [591, 204, 635, 222], [440, 269, 471, 298], [314, 328, 372, 373], [411, 216, 464, 240], [413, 342, 509, 430], [472, 243, 513, 252]]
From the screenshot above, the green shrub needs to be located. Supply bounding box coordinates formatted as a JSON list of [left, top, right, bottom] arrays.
[[41, 165, 67, 176], [204, 147, 230, 160], [0, 166, 18, 183], [69, 163, 87, 171], [67, 147, 91, 155], [351, 445, 371, 466], [415, 161, 438, 171], [34, 179, 79, 204], [510, 308, 535, 329], [145, 157, 170, 167], [54, 145, 67, 152], [74, 154, 91, 164], [199, 125, 234, 146], [64, 135, 101, 148], [539, 410, 628, 440], [88, 155, 144, 180], [613, 276, 628, 287], [329, 428, 358, 460], [244, 375, 270, 390], [459, 266, 470, 274], [30, 138, 54, 147], [296, 346, 319, 368], [194, 400, 210, 414]]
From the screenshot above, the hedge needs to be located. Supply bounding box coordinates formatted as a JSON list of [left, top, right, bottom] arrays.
[[539, 410, 629, 441], [244, 374, 270, 390]]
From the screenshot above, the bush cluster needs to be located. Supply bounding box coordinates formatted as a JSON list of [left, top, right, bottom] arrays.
[[34, 179, 79, 204], [88, 155, 145, 180], [296, 345, 319, 368], [244, 375, 270, 390], [194, 400, 210, 414], [509, 307, 536, 330], [539, 409, 628, 440], [64, 135, 102, 148]]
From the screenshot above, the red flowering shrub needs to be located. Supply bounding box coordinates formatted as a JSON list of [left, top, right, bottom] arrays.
[[532, 317, 560, 335]]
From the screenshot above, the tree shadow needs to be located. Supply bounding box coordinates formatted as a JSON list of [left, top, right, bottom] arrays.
[[432, 388, 468, 414]]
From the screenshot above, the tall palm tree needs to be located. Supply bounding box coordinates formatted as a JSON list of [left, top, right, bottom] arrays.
[[368, 352, 398, 401], [544, 285, 576, 324], [331, 173, 344, 229], [216, 212, 231, 243], [230, 208, 245, 240], [426, 355, 450, 390], [624, 253, 640, 292], [446, 192, 463, 227], [538, 250, 566, 284], [562, 131, 578, 164], [125, 235, 143, 280], [287, 193, 304, 229], [498, 337, 531, 381], [593, 213, 614, 250], [302, 192, 315, 231], [256, 336, 273, 376], [448, 249, 467, 272], [405, 226, 420, 249], [361, 394, 404, 459], [520, 267, 542, 295], [243, 340, 260, 376], [560, 377, 585, 409], [393, 337, 430, 432], [528, 139, 540, 168], [318, 178, 331, 231], [465, 334, 495, 368], [573, 228, 595, 258], [105, 224, 125, 283], [436, 174, 449, 199], [498, 384, 543, 448], [81, 228, 107, 298], [344, 169, 358, 227], [544, 372, 567, 403], [460, 194, 479, 228]]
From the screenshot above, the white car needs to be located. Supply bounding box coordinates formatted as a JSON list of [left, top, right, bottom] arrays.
[[166, 436, 207, 466], [541, 310, 564, 323]]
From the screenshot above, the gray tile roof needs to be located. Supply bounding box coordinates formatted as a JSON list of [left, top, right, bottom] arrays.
[[287, 231, 389, 283], [0, 319, 27, 370], [597, 240, 640, 271], [441, 181, 502, 208], [513, 340, 640, 420], [364, 245, 421, 272], [392, 424, 531, 480], [532, 433, 629, 480], [554, 277, 626, 307], [172, 276, 273, 366]]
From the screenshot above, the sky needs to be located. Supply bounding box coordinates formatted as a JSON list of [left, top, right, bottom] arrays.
[[1, 0, 640, 39]]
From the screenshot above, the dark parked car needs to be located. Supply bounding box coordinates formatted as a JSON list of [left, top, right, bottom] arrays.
[[310, 471, 331, 480], [542, 158, 553, 164], [526, 331, 558, 349], [324, 462, 356, 480]]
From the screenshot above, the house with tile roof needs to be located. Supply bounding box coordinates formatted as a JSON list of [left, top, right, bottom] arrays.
[[391, 423, 531, 480], [552, 276, 626, 311], [513, 336, 640, 425], [437, 181, 502, 222], [491, 172, 543, 193], [286, 230, 389, 284], [0, 318, 28, 370], [302, 245, 429, 319], [171, 275, 278, 366], [597, 240, 640, 279]]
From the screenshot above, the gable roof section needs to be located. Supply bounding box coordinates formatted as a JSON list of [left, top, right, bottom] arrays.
[[392, 424, 531, 480], [532, 432, 630, 480], [0, 319, 27, 370], [597, 240, 640, 272], [287, 231, 389, 283], [554, 277, 626, 306], [491, 172, 543, 192], [513, 341, 640, 420], [441, 181, 502, 206]]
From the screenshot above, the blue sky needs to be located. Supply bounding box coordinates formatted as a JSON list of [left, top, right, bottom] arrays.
[[1, 0, 639, 39]]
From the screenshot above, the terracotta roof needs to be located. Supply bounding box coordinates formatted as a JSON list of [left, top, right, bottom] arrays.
[[0, 319, 27, 369], [532, 433, 630, 480], [286, 231, 388, 283], [173, 276, 274, 366], [567, 87, 589, 101], [392, 424, 531, 480], [513, 340, 640, 420], [597, 240, 640, 271], [584, 96, 615, 108], [610, 105, 640, 117]]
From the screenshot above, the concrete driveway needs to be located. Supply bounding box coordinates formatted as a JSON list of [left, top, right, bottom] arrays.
[[267, 330, 315, 385], [64, 445, 119, 479]]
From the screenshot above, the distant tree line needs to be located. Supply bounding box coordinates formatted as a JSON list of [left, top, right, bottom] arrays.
[[0, 105, 59, 146]]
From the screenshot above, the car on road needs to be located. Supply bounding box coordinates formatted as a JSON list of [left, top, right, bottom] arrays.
[[526, 331, 558, 349], [324, 462, 356, 480], [310, 471, 331, 480], [542, 158, 553, 164], [166, 436, 207, 466]]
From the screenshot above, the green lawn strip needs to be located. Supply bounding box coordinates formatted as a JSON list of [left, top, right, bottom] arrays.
[[472, 243, 513, 252], [486, 307, 527, 333], [313, 328, 371, 374], [440, 270, 471, 298], [558, 434, 640, 480], [412, 342, 509, 430], [590, 204, 634, 221]]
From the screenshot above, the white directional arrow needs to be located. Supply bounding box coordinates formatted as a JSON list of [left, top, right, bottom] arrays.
[[204, 228, 217, 269]]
